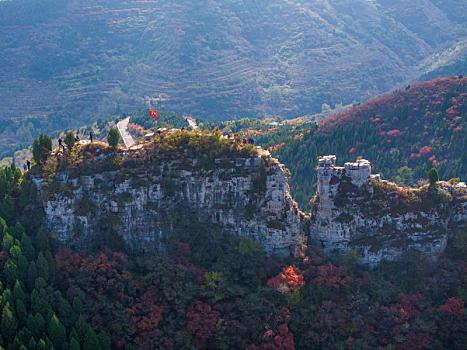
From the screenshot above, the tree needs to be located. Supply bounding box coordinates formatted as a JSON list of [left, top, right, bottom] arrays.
[[69, 337, 81, 350], [83, 328, 101, 350], [1, 303, 17, 342], [32, 135, 52, 164], [27, 261, 38, 291], [428, 168, 439, 186], [64, 131, 76, 151], [37, 339, 47, 350], [48, 314, 66, 349], [107, 128, 120, 149], [20, 233, 35, 261], [36, 253, 49, 281], [4, 259, 19, 286]]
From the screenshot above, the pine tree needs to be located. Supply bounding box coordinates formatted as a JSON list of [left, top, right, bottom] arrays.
[[10, 222, 25, 241], [27, 261, 38, 291], [2, 232, 14, 251], [72, 297, 83, 315], [32, 135, 52, 164], [15, 300, 27, 324], [48, 314, 66, 349], [83, 328, 101, 350], [35, 230, 50, 253], [20, 233, 35, 261], [98, 332, 111, 350], [107, 128, 120, 149], [4, 260, 18, 286], [64, 131, 76, 151], [0, 217, 7, 238], [1, 303, 17, 342], [13, 281, 25, 306], [428, 168, 439, 186], [36, 253, 49, 281], [28, 337, 36, 350], [37, 338, 47, 350], [69, 337, 81, 350]]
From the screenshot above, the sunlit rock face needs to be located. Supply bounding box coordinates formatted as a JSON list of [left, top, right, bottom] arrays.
[[310, 156, 466, 265], [39, 141, 308, 256]]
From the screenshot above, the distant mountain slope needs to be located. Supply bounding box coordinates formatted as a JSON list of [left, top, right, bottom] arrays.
[[257, 77, 466, 208], [418, 40, 467, 81], [0, 0, 466, 153]]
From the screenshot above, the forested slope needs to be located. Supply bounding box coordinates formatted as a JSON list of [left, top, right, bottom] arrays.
[[0, 132, 465, 349], [250, 77, 466, 208]]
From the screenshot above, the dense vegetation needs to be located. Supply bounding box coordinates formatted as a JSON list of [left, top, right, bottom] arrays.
[[0, 145, 466, 348], [129, 111, 189, 131], [1, 0, 466, 154], [225, 77, 466, 209]]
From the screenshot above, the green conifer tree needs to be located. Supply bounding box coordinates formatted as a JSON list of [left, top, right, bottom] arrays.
[[48, 314, 66, 349], [36, 253, 49, 281], [1, 303, 17, 342], [83, 328, 101, 350]]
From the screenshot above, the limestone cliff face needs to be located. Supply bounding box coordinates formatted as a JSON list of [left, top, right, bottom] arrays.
[[38, 135, 308, 255], [311, 156, 466, 265], [37, 136, 465, 264]]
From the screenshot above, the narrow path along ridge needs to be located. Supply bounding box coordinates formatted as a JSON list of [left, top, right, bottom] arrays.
[[117, 116, 135, 148]]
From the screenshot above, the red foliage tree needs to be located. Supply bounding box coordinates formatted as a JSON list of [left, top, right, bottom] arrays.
[[386, 129, 401, 137], [312, 264, 351, 288], [248, 323, 295, 350], [267, 266, 304, 294], [439, 297, 465, 317], [186, 302, 220, 348]]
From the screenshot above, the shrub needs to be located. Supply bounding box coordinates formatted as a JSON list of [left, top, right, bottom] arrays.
[[32, 135, 52, 164], [64, 131, 75, 151], [108, 128, 120, 149], [428, 168, 439, 186]]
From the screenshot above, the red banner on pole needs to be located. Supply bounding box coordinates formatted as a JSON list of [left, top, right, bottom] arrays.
[[148, 110, 158, 121]]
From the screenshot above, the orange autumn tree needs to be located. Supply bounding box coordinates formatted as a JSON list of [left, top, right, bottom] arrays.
[[267, 266, 304, 294]]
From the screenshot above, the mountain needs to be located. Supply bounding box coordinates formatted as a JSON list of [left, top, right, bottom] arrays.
[[230, 77, 466, 208], [1, 0, 466, 153]]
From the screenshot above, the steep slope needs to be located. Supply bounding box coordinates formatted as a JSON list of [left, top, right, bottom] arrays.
[[1, 0, 466, 153], [418, 40, 467, 81], [248, 77, 466, 208]]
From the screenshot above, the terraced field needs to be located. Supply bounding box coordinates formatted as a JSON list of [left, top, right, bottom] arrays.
[[0, 0, 466, 155]]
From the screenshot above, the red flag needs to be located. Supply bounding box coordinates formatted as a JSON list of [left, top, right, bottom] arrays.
[[148, 110, 158, 121]]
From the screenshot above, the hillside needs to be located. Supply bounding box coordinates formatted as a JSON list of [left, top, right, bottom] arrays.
[[1, 0, 466, 153], [228, 77, 466, 208], [418, 40, 467, 81], [0, 129, 464, 349]]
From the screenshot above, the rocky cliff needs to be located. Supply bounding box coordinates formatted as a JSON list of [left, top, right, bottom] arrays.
[[36, 132, 466, 264], [37, 131, 308, 255], [312, 156, 467, 265]]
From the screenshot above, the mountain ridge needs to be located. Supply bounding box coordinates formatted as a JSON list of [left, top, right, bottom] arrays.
[[1, 0, 466, 152]]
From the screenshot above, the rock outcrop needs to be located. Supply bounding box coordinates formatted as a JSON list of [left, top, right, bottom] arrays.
[[311, 155, 466, 265], [38, 132, 308, 255], [36, 133, 466, 264]]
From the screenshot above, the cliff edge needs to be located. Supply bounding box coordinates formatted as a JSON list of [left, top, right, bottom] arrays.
[[37, 130, 308, 255]]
